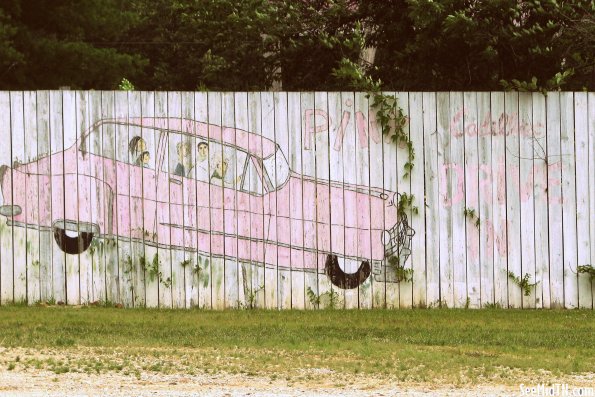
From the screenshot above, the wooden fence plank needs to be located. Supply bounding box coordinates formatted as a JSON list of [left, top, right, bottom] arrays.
[[180, 92, 196, 308], [477, 92, 494, 307], [261, 91, 278, 309], [273, 92, 292, 309], [24, 91, 40, 304], [505, 91, 522, 308], [76, 91, 92, 305], [574, 92, 592, 309], [450, 92, 467, 308], [35, 91, 53, 303], [191, 92, 210, 309], [153, 91, 171, 308], [61, 90, 80, 305], [560, 92, 578, 309], [409, 92, 427, 308], [0, 92, 14, 304], [11, 91, 27, 303], [355, 92, 373, 309], [532, 93, 550, 308], [490, 92, 508, 308], [166, 91, 186, 309], [395, 92, 412, 308], [127, 91, 146, 308], [423, 92, 440, 307], [300, 92, 318, 309], [463, 91, 480, 308], [367, 93, 384, 308], [314, 91, 334, 308], [244, 92, 265, 308], [437, 92, 453, 308], [139, 91, 158, 308], [327, 91, 347, 308], [113, 91, 133, 307], [287, 92, 305, 309], [588, 92, 595, 308], [518, 92, 537, 308], [588, 93, 595, 307], [221, 91, 239, 309], [100, 91, 120, 305], [49, 90, 66, 304], [546, 92, 564, 308], [341, 91, 360, 309]]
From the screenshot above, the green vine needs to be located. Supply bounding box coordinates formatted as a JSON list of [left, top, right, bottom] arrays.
[[507, 271, 538, 297], [463, 207, 480, 227], [397, 193, 419, 216], [332, 58, 413, 180], [244, 284, 264, 309], [306, 286, 340, 309], [577, 265, 595, 282], [387, 255, 413, 283]]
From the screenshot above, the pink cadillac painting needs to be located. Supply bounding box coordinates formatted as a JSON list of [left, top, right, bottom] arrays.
[[0, 117, 414, 290]]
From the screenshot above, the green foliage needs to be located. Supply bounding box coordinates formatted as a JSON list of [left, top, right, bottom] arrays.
[[387, 255, 413, 283], [118, 78, 135, 91], [507, 271, 538, 297], [463, 207, 480, 227], [396, 192, 419, 217], [306, 286, 340, 309], [244, 284, 264, 309], [577, 265, 595, 282], [2, 1, 593, 91]]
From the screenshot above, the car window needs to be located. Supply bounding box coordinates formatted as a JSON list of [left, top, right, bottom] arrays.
[[208, 142, 246, 189], [242, 157, 263, 195], [163, 132, 194, 178], [126, 125, 158, 170], [262, 146, 290, 190], [83, 122, 157, 170]]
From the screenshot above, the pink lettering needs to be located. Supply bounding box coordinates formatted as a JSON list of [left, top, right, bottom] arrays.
[[303, 109, 329, 150]]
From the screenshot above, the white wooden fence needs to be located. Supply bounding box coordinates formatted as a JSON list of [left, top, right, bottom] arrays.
[[0, 91, 593, 309]]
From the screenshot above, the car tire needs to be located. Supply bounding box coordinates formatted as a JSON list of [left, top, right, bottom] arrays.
[[324, 254, 371, 289], [53, 226, 94, 255]]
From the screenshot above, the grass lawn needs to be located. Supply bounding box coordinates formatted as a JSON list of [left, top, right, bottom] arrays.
[[0, 306, 593, 386]]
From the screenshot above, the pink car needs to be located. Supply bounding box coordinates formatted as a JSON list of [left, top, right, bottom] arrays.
[[0, 118, 413, 289]]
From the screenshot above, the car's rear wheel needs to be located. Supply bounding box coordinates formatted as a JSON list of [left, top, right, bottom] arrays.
[[52, 225, 94, 255], [324, 254, 371, 289]]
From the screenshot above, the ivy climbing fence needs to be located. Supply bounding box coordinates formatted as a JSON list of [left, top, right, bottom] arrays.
[[0, 91, 593, 309]]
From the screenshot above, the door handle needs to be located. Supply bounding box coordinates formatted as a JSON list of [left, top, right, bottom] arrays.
[[169, 177, 182, 185]]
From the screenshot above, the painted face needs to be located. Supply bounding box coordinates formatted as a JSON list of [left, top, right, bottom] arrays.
[[198, 143, 208, 161], [137, 139, 146, 153], [142, 152, 150, 165], [178, 143, 190, 158], [216, 160, 228, 175]]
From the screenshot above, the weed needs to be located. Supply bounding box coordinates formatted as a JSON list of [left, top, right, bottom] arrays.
[[387, 255, 413, 283], [244, 285, 264, 309], [577, 265, 595, 281], [306, 287, 341, 309], [463, 207, 480, 227], [507, 271, 538, 296], [484, 302, 502, 309]]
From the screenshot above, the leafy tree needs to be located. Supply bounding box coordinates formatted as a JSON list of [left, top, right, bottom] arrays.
[[125, 0, 280, 90], [364, 0, 594, 91], [0, 0, 146, 90]]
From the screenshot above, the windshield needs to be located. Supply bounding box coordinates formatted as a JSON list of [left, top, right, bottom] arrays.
[[262, 146, 290, 190]]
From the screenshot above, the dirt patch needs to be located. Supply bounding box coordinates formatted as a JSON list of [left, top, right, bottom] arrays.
[[0, 347, 592, 396]]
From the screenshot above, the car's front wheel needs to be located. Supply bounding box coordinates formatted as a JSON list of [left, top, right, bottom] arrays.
[[324, 254, 371, 289], [52, 220, 97, 255]]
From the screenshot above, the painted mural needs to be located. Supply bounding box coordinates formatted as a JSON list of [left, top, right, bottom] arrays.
[[0, 91, 593, 310], [0, 116, 413, 292]]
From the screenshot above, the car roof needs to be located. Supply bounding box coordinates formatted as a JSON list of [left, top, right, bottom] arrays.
[[96, 117, 278, 159]]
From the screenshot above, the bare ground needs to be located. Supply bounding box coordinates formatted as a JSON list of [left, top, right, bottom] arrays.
[[0, 347, 592, 397]]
